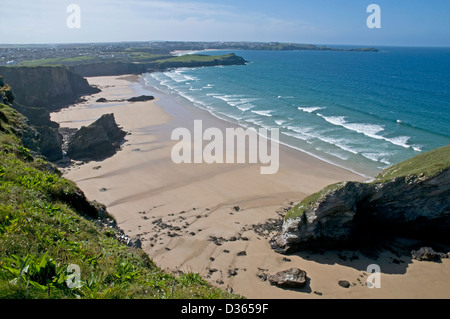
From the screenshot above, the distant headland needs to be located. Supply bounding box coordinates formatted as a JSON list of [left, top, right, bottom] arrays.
[[0, 41, 378, 67]]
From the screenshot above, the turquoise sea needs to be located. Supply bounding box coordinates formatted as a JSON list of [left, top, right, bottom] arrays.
[[143, 47, 450, 177]]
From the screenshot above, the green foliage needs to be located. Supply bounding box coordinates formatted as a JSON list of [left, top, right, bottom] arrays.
[[0, 104, 21, 129], [285, 182, 345, 220], [178, 272, 207, 287], [374, 144, 450, 183], [0, 102, 240, 300], [0, 253, 68, 297]]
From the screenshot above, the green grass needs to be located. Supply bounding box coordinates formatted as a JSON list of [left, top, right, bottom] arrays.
[[16, 58, 66, 67], [0, 103, 32, 137], [373, 144, 450, 183], [0, 102, 241, 299], [156, 53, 235, 63], [127, 52, 168, 62], [284, 182, 346, 221], [16, 56, 99, 67]]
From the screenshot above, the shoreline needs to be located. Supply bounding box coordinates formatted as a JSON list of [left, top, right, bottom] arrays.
[[136, 74, 373, 179], [51, 74, 450, 299]]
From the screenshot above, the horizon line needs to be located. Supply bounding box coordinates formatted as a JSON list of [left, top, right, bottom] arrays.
[[0, 40, 449, 49]]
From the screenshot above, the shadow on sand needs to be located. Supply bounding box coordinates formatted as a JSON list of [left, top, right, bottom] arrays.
[[287, 236, 450, 276]]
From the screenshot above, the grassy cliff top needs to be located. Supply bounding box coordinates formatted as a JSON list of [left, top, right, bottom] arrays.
[[285, 145, 450, 221], [373, 144, 450, 183], [285, 182, 346, 221], [0, 101, 240, 299], [6, 50, 239, 68]]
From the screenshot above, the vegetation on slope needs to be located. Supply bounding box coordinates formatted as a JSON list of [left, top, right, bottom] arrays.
[[0, 97, 239, 299], [155, 53, 236, 63], [284, 182, 346, 221], [373, 145, 450, 183]]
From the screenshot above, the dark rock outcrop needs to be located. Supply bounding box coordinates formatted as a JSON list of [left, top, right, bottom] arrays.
[[338, 280, 351, 288], [127, 95, 155, 103], [35, 126, 63, 162], [67, 113, 126, 161], [271, 146, 450, 254], [268, 268, 307, 288], [95, 95, 154, 103], [411, 247, 449, 262]]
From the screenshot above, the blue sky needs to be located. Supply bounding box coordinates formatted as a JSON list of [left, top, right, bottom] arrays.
[[1, 0, 449, 46]]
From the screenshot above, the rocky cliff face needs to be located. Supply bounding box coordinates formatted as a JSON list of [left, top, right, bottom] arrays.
[[0, 66, 101, 161], [10, 102, 63, 161], [68, 54, 247, 77], [0, 76, 14, 106], [271, 145, 450, 253], [67, 113, 127, 161], [0, 66, 100, 111], [1, 77, 41, 156], [68, 62, 148, 77]]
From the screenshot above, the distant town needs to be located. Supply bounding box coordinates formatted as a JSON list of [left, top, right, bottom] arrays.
[[0, 41, 378, 67]]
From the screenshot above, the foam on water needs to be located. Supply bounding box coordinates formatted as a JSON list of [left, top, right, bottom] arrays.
[[278, 96, 294, 99], [251, 110, 273, 117], [298, 106, 325, 113], [317, 113, 413, 150], [274, 119, 287, 127]]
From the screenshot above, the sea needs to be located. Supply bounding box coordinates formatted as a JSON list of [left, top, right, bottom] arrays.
[[143, 47, 450, 178]]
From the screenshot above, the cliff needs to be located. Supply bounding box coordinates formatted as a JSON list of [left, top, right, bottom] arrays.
[[68, 62, 148, 77], [0, 66, 100, 111], [1, 76, 60, 161], [0, 66, 102, 161], [271, 145, 450, 253]]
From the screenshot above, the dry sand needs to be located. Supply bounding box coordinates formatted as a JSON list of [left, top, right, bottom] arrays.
[[51, 75, 450, 299]]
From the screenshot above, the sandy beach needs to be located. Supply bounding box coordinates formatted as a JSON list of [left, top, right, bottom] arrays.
[[51, 75, 450, 299]]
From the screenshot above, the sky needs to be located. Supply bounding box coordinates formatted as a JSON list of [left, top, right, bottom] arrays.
[[1, 0, 449, 46]]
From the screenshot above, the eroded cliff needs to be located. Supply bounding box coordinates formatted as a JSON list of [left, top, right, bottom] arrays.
[[0, 66, 101, 161], [0, 66, 99, 111], [271, 145, 450, 253]]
